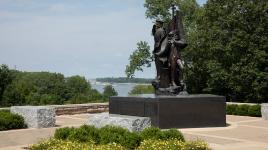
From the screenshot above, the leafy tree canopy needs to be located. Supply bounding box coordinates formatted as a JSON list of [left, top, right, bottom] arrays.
[[185, 0, 268, 102], [0, 64, 14, 105], [0, 66, 105, 106], [125, 41, 152, 78]]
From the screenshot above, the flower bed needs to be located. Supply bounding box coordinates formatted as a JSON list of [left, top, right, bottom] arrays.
[[30, 125, 211, 150]]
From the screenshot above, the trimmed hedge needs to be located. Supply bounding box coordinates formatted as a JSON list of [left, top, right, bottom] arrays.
[[226, 104, 261, 117], [54, 125, 185, 149], [0, 110, 26, 131]]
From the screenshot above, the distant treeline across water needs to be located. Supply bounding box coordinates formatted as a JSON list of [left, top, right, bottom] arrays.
[[96, 77, 153, 83]]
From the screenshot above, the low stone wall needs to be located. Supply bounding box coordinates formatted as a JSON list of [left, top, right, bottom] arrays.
[[227, 102, 259, 106], [2, 103, 109, 116], [51, 103, 109, 115], [0, 107, 10, 110]]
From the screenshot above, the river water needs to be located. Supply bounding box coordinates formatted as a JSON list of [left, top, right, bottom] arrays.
[[91, 82, 149, 96]]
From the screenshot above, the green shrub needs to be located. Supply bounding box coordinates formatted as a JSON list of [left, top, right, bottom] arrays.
[[226, 104, 238, 115], [120, 131, 141, 149], [102, 85, 118, 101], [140, 127, 162, 140], [68, 125, 99, 143], [161, 128, 185, 142], [54, 127, 75, 140], [52, 125, 186, 149], [140, 127, 185, 142], [99, 125, 128, 144], [54, 125, 140, 149], [79, 125, 100, 143], [248, 105, 261, 117], [98, 125, 140, 149], [0, 110, 26, 131], [236, 104, 250, 116], [226, 104, 261, 117]]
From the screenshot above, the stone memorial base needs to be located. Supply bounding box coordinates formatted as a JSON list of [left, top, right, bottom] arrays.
[[109, 94, 226, 128], [261, 103, 268, 120], [88, 112, 151, 132], [11, 106, 56, 128]]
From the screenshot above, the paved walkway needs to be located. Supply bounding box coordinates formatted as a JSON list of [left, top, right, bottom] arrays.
[[181, 115, 268, 150], [0, 114, 268, 150]]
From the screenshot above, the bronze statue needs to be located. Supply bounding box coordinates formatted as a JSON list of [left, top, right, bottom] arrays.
[[152, 4, 188, 95]]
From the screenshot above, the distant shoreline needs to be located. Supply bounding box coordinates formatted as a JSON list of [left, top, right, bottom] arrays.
[[93, 77, 153, 84]]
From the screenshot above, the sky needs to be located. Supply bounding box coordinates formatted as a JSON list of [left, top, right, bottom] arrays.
[[0, 0, 206, 79]]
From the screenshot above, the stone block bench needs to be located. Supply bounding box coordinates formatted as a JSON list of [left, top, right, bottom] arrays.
[[261, 103, 268, 120], [88, 112, 151, 132], [11, 106, 56, 128]]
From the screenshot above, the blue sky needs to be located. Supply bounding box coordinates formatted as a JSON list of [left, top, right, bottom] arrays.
[[0, 0, 206, 78]]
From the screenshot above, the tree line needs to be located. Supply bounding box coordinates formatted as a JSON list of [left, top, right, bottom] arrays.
[[0, 64, 117, 107], [126, 0, 268, 103]]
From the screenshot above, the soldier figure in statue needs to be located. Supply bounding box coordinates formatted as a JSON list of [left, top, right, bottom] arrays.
[[152, 19, 165, 85], [152, 4, 188, 95]]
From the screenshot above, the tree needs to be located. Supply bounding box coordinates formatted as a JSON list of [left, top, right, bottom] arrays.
[[126, 0, 267, 102], [66, 75, 91, 98], [185, 0, 268, 102], [2, 82, 25, 106], [66, 76, 91, 93], [102, 85, 118, 101], [0, 65, 14, 105], [88, 89, 102, 102], [125, 41, 152, 78], [144, 0, 201, 35], [0, 69, 110, 106], [2, 71, 69, 106]]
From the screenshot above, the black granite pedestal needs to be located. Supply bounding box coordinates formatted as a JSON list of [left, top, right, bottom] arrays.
[[109, 94, 226, 129]]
